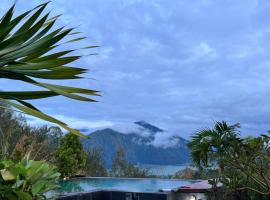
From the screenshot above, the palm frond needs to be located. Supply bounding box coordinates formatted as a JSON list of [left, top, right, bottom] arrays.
[[0, 3, 99, 137], [188, 121, 241, 167]]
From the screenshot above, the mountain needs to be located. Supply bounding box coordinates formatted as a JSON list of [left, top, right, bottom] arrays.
[[82, 121, 190, 168]]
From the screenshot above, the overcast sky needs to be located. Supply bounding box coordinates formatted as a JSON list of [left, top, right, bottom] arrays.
[[1, 0, 270, 139]]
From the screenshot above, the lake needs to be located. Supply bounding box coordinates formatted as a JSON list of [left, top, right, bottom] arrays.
[[138, 164, 191, 176]]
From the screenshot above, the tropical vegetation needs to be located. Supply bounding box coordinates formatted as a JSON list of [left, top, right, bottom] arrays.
[[0, 155, 60, 200], [188, 121, 270, 200]]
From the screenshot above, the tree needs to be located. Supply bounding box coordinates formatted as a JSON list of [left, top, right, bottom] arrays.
[[55, 133, 87, 178], [111, 146, 127, 177], [0, 103, 25, 159], [0, 103, 63, 161], [188, 121, 241, 169], [11, 125, 63, 162], [0, 2, 99, 137], [111, 146, 151, 178], [85, 148, 107, 177], [188, 121, 270, 200]]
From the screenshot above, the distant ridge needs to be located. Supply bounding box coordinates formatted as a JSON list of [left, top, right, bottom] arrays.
[[82, 121, 190, 167], [134, 120, 163, 132]]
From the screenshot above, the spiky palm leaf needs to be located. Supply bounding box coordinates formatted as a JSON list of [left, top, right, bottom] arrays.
[[188, 121, 240, 167], [0, 2, 99, 137]]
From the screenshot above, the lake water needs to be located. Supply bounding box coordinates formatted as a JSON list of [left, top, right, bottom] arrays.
[[138, 164, 190, 176]]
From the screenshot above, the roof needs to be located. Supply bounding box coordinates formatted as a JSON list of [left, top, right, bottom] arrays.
[[176, 180, 222, 193]]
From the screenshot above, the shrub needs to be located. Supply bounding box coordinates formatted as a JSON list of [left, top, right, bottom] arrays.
[[0, 155, 60, 200], [173, 167, 200, 179]]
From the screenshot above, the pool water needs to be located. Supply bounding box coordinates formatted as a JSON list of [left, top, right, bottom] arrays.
[[55, 177, 196, 195]]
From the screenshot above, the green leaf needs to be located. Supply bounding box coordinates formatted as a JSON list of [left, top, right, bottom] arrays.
[[0, 4, 15, 41], [39, 83, 99, 102], [64, 37, 87, 44], [14, 190, 32, 200], [0, 13, 50, 50], [5, 56, 80, 70], [0, 169, 15, 181], [12, 180, 25, 189], [30, 50, 74, 62], [16, 99, 40, 111], [13, 3, 48, 36], [0, 98, 87, 138], [32, 180, 47, 196], [0, 91, 58, 100], [82, 45, 100, 49]]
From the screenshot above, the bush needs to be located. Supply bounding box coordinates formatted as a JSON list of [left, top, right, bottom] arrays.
[[0, 155, 60, 200], [172, 167, 220, 180], [173, 167, 200, 179]]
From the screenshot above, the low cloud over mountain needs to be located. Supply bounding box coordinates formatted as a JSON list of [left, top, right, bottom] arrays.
[[82, 121, 190, 167]]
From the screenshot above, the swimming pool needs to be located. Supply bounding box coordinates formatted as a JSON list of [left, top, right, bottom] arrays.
[[55, 177, 196, 195]]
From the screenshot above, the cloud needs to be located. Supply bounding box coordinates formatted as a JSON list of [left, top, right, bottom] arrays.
[[27, 115, 114, 131], [84, 120, 185, 148], [181, 42, 218, 63], [110, 122, 153, 137], [149, 131, 181, 148]]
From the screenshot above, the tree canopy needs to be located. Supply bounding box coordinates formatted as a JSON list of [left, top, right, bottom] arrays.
[[55, 133, 87, 178]]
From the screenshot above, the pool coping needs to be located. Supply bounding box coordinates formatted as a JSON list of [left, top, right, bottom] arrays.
[[68, 176, 203, 182]]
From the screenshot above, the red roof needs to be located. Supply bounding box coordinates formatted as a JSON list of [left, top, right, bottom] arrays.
[[176, 180, 221, 193]]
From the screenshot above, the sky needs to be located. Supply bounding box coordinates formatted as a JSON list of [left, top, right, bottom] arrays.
[[1, 0, 270, 139]]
